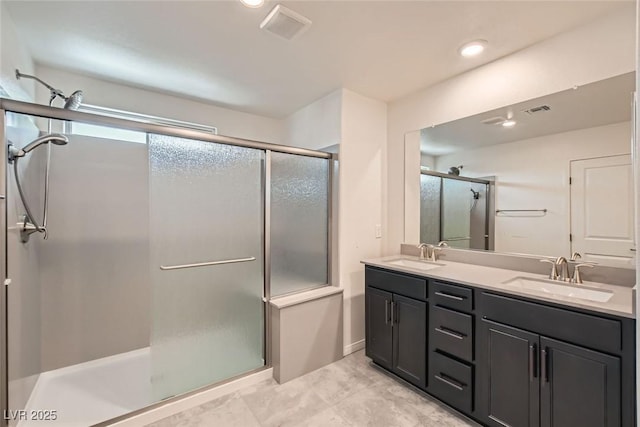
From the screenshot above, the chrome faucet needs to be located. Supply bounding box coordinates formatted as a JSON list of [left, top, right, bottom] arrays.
[[437, 241, 449, 248], [417, 243, 429, 260], [554, 256, 569, 282], [541, 253, 594, 283]]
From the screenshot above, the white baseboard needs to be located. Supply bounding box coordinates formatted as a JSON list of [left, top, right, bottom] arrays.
[[109, 368, 273, 426], [344, 339, 365, 356]]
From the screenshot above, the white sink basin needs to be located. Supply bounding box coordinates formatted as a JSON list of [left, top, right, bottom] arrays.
[[502, 276, 613, 303], [385, 258, 444, 271]]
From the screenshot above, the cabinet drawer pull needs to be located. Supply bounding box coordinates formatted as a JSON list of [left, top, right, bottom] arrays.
[[435, 327, 465, 340], [435, 374, 465, 391], [435, 291, 464, 301], [529, 344, 537, 380]]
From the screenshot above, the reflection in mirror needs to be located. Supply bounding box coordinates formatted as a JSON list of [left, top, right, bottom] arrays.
[[414, 72, 635, 268], [419, 171, 492, 250]]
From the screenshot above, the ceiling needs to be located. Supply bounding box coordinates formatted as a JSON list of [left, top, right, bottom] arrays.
[[420, 72, 636, 157], [4, 1, 631, 118]]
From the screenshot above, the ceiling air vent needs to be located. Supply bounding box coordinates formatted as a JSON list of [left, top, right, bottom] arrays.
[[523, 105, 552, 115], [260, 4, 312, 40]]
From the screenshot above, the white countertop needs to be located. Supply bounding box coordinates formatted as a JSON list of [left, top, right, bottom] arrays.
[[362, 255, 635, 319]]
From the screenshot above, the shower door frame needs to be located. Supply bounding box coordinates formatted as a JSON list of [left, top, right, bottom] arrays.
[[0, 98, 336, 426]]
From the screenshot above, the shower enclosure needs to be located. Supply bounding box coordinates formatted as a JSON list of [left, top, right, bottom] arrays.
[[420, 171, 493, 250], [0, 99, 334, 426]]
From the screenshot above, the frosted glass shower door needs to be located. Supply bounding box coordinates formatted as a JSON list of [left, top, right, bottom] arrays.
[[149, 134, 264, 401], [442, 178, 472, 249], [420, 174, 441, 244]]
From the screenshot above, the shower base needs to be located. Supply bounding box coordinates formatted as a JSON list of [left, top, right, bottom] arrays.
[[18, 347, 151, 427]]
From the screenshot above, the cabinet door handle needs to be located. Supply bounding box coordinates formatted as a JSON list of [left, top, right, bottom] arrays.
[[529, 344, 537, 380], [435, 327, 465, 340], [541, 347, 549, 384], [384, 300, 390, 325], [434, 291, 464, 301], [435, 374, 465, 391], [390, 301, 395, 326], [393, 302, 399, 324]]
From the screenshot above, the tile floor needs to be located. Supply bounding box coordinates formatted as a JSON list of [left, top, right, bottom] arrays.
[[147, 350, 478, 427]]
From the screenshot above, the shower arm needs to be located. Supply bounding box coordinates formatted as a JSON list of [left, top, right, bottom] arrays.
[[15, 69, 65, 105]]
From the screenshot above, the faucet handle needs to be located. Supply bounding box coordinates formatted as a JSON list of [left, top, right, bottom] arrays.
[[571, 263, 594, 284], [540, 258, 559, 280], [437, 241, 449, 247], [570, 252, 582, 261]]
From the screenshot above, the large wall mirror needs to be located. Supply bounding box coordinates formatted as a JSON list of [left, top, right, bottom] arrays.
[[405, 71, 636, 268]]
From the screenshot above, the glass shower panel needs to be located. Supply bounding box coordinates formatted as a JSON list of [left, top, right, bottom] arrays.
[[270, 153, 329, 296], [420, 174, 441, 244], [149, 134, 264, 401], [442, 178, 472, 249]]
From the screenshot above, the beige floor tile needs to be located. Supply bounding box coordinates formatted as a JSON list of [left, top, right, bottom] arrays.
[[241, 376, 330, 427]]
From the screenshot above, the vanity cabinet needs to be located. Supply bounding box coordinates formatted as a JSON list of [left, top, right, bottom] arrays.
[[364, 265, 635, 427], [365, 268, 427, 388]]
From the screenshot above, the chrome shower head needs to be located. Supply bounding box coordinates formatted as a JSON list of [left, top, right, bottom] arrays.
[[22, 134, 69, 154], [64, 90, 83, 110]]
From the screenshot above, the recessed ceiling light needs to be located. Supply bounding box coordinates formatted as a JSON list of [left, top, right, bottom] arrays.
[[502, 120, 517, 128], [459, 40, 487, 58], [240, 0, 264, 8]]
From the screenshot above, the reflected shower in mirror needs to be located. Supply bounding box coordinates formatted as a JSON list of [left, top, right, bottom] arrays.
[[408, 72, 635, 268], [420, 171, 493, 251]]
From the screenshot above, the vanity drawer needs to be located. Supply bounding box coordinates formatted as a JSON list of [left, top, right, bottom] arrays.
[[431, 281, 473, 312], [431, 305, 473, 361], [365, 267, 427, 300], [480, 292, 622, 354], [429, 351, 473, 413]]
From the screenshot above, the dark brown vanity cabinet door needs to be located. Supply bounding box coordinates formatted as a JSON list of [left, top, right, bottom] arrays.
[[365, 287, 393, 369], [540, 337, 621, 427], [479, 319, 540, 427], [392, 294, 427, 388]]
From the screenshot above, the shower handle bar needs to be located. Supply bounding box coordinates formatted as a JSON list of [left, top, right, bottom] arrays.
[[496, 209, 548, 213], [160, 256, 256, 271]]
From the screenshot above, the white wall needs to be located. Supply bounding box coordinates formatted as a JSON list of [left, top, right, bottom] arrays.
[[339, 89, 387, 352], [433, 122, 631, 257], [34, 66, 286, 144], [0, 4, 35, 100], [284, 90, 342, 150], [387, 5, 636, 254], [420, 153, 435, 170]]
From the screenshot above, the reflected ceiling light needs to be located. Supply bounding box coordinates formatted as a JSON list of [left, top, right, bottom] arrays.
[[240, 0, 264, 7], [502, 120, 517, 128], [459, 40, 487, 57]]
